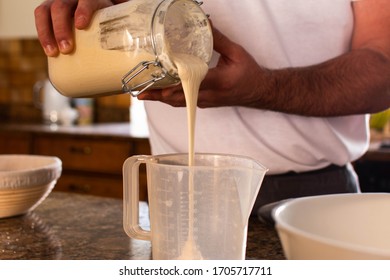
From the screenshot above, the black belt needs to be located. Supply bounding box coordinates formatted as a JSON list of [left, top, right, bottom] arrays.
[[270, 164, 346, 178]]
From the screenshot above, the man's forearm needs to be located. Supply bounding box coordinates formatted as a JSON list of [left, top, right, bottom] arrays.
[[255, 48, 390, 117]]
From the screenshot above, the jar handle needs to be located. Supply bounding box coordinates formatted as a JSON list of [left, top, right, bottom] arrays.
[[123, 155, 152, 241], [121, 60, 166, 97]]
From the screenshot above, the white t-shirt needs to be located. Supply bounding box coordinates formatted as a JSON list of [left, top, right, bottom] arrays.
[[144, 0, 369, 174]]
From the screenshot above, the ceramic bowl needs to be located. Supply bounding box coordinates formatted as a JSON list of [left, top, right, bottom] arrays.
[[273, 193, 390, 259], [0, 154, 62, 218]]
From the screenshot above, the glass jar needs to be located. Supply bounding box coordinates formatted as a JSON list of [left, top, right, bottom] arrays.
[[48, 0, 213, 98]]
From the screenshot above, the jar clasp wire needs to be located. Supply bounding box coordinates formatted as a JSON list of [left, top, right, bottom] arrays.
[[121, 60, 167, 97]]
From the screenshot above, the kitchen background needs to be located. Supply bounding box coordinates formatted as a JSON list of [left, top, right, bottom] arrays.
[[0, 0, 149, 200], [0, 0, 131, 125], [0, 38, 131, 124]]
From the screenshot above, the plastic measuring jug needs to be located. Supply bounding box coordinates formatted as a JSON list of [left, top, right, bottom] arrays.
[[48, 0, 213, 98], [123, 153, 268, 260]]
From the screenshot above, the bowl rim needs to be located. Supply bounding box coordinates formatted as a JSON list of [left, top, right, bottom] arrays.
[[273, 193, 390, 258], [0, 154, 62, 189]]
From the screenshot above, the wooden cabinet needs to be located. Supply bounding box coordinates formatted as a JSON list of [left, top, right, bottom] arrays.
[[33, 135, 133, 174], [0, 123, 150, 200], [0, 131, 31, 154], [56, 171, 126, 198]]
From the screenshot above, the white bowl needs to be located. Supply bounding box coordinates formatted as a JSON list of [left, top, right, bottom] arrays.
[[0, 155, 62, 218], [273, 193, 390, 259]]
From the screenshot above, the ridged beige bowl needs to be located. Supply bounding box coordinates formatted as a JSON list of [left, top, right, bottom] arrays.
[[0, 155, 62, 218]]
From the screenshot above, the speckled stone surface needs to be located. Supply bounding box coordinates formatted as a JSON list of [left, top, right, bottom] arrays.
[[0, 192, 285, 260]]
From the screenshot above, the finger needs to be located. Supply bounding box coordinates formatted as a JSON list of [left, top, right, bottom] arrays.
[[74, 0, 114, 29], [212, 26, 238, 58], [137, 89, 162, 101], [138, 87, 187, 107], [200, 67, 224, 90], [50, 0, 79, 54], [200, 27, 241, 89], [35, 0, 59, 56], [197, 89, 217, 108], [203, 35, 252, 87]]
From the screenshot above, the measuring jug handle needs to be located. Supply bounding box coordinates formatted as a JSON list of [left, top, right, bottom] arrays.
[[123, 155, 152, 241]]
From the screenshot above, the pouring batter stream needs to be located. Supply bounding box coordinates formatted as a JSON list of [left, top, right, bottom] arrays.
[[172, 53, 208, 259]]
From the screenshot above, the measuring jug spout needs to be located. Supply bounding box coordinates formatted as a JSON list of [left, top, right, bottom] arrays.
[[238, 164, 268, 222], [123, 153, 268, 260]]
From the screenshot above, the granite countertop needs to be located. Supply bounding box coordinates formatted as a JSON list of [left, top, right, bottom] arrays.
[[0, 192, 285, 260]]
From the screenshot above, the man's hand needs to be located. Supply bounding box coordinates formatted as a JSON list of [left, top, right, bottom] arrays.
[[34, 0, 127, 56], [138, 27, 267, 109]]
